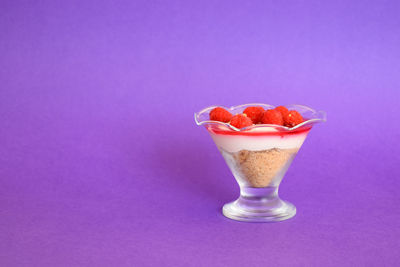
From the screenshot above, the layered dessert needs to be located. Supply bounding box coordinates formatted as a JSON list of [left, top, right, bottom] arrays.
[[206, 105, 309, 188]]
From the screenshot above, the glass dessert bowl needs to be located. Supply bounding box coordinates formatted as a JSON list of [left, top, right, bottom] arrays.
[[195, 103, 326, 222]]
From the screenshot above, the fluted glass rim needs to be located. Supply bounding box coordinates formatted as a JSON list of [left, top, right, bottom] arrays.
[[194, 103, 326, 132]]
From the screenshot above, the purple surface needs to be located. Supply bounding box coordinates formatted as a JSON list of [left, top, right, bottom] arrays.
[[1, 0, 399, 266]]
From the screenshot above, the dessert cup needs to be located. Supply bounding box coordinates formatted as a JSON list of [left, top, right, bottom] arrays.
[[195, 104, 326, 222]]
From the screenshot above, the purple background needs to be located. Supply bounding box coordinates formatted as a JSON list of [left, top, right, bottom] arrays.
[[1, 0, 399, 266]]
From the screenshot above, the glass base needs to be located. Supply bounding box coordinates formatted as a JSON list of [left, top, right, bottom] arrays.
[[222, 187, 296, 222]]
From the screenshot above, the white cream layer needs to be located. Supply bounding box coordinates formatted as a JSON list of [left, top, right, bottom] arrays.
[[209, 132, 308, 153]]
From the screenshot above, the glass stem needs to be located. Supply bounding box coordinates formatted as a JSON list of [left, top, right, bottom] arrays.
[[237, 186, 282, 210]]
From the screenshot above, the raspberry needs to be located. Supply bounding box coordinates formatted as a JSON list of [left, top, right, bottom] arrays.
[[283, 110, 304, 127], [275, 106, 289, 117], [209, 107, 233, 123], [230, 114, 253, 129], [243, 106, 265, 124], [261, 109, 284, 125]]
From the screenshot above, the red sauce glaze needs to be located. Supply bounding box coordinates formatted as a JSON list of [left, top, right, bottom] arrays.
[[207, 124, 312, 137]]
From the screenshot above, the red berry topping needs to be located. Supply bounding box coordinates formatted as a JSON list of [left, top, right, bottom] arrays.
[[261, 109, 284, 125], [283, 110, 304, 127], [275, 106, 289, 117], [230, 114, 253, 129], [209, 107, 233, 123], [243, 106, 265, 124]]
